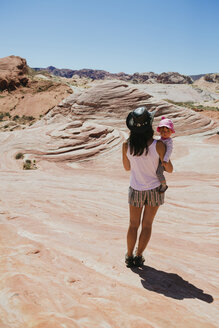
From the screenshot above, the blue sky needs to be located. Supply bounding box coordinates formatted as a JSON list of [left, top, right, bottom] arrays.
[[1, 0, 218, 75]]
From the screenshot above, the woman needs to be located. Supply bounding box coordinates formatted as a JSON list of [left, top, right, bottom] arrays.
[[123, 107, 173, 267]]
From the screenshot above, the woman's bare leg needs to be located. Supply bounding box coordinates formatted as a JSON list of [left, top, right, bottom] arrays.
[[136, 205, 159, 256], [127, 205, 143, 256]]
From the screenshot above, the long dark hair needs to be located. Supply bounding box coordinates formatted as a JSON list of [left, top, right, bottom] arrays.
[[128, 126, 154, 156]]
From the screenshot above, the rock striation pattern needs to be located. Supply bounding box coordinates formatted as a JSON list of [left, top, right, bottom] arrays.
[[14, 80, 216, 164], [53, 80, 215, 136], [32, 119, 122, 162], [58, 80, 151, 120], [0, 78, 219, 328]]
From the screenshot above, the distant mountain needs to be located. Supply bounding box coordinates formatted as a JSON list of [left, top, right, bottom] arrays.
[[32, 66, 193, 84]]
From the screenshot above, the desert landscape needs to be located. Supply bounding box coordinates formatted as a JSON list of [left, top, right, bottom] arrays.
[[0, 56, 218, 328]]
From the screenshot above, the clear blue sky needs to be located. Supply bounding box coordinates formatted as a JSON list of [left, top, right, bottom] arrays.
[[1, 0, 218, 75]]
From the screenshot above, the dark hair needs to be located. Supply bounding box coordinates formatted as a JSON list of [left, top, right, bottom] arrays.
[[128, 126, 154, 156]]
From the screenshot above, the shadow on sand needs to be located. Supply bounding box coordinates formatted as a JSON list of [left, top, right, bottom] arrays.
[[131, 265, 214, 303]]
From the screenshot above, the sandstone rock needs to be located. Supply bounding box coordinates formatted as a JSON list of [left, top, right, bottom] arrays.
[[0, 55, 29, 91], [0, 56, 73, 118], [131, 72, 158, 84], [0, 105, 218, 327], [204, 73, 219, 83], [193, 76, 219, 94], [0, 77, 218, 327], [52, 80, 215, 136], [157, 72, 193, 84], [14, 80, 215, 164]]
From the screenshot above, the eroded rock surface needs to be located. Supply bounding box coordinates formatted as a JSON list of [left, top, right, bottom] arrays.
[[204, 73, 219, 83], [53, 80, 215, 136], [0, 55, 28, 91], [0, 79, 218, 328], [9, 80, 214, 164]]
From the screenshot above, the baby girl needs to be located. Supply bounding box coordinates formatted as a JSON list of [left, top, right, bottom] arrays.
[[156, 116, 175, 193]]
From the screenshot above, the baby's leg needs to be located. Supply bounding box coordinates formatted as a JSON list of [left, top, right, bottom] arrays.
[[156, 161, 168, 193], [156, 160, 165, 183]]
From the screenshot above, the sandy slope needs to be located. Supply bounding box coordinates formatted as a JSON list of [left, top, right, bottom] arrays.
[[0, 111, 218, 327]]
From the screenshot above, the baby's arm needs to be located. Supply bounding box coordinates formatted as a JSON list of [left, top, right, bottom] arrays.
[[163, 138, 173, 162]]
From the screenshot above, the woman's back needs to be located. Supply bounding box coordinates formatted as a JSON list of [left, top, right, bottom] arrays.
[[127, 139, 160, 191]]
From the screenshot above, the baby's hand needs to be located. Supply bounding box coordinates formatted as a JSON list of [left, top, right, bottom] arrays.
[[162, 161, 168, 170]]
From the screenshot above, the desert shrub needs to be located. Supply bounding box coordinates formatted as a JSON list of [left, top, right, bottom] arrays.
[[36, 82, 53, 92], [0, 112, 12, 121], [27, 116, 34, 121], [22, 115, 35, 121], [23, 159, 37, 170], [15, 152, 24, 160], [164, 99, 219, 112], [13, 115, 20, 121], [23, 159, 32, 170]]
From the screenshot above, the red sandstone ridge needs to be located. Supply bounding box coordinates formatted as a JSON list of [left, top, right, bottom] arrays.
[[0, 56, 73, 119]]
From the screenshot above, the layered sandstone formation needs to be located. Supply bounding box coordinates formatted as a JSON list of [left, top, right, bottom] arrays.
[[6, 80, 213, 164], [0, 79, 218, 328], [54, 80, 215, 135]]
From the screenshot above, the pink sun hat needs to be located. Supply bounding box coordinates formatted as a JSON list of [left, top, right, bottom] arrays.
[[157, 116, 175, 133]]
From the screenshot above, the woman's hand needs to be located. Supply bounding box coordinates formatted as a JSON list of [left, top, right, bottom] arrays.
[[162, 160, 173, 173]]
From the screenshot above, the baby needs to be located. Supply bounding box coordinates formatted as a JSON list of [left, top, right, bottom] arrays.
[[156, 116, 175, 193]]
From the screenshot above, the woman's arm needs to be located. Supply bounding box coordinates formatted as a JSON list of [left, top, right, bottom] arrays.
[[122, 142, 130, 171], [156, 140, 173, 173]]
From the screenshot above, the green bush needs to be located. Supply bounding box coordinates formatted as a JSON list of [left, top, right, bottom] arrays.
[[22, 115, 35, 121], [15, 152, 24, 160], [23, 159, 37, 170], [23, 160, 32, 170]]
